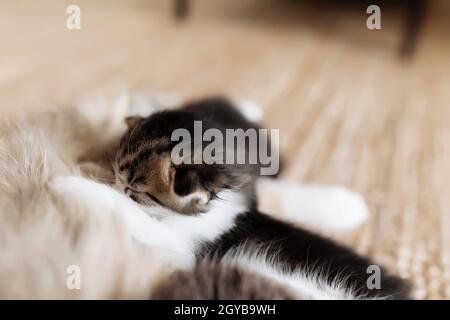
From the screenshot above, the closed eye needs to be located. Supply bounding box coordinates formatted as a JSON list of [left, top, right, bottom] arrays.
[[129, 193, 139, 202], [144, 192, 164, 206], [126, 186, 164, 207]]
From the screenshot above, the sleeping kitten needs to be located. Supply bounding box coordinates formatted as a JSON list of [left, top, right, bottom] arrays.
[[114, 97, 268, 214], [114, 97, 411, 299]]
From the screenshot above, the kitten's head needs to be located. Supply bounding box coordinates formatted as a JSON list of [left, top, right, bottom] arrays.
[[114, 111, 253, 215]]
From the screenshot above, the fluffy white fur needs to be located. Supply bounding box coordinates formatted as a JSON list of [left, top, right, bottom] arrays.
[[0, 93, 184, 299], [0, 92, 369, 299], [158, 190, 248, 250], [50, 176, 194, 260], [50, 176, 247, 258]]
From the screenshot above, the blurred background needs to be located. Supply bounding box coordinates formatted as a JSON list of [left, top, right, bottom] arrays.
[[0, 0, 449, 299]]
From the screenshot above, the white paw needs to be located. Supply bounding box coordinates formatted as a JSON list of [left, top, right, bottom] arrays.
[[258, 179, 369, 232], [49, 176, 117, 212], [127, 92, 162, 117], [304, 186, 369, 232], [76, 92, 180, 139], [234, 99, 264, 123], [125, 91, 182, 118], [49, 176, 193, 258]]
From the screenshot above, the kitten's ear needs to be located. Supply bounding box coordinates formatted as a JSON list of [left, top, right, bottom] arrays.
[[125, 116, 144, 129]]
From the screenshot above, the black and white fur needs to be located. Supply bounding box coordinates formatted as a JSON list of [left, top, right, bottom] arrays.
[[51, 97, 411, 299]]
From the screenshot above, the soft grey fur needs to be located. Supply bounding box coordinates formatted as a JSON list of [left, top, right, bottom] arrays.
[[0, 93, 187, 299]]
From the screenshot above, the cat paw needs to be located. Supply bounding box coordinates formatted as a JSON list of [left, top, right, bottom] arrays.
[[305, 186, 369, 232], [49, 176, 117, 211], [258, 179, 369, 232], [75, 92, 181, 138], [234, 99, 264, 123]]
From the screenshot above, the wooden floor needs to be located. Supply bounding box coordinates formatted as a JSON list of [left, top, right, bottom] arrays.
[[1, 0, 449, 299]]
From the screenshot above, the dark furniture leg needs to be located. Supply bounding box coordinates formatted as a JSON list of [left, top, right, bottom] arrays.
[[175, 0, 190, 20], [400, 0, 427, 58]]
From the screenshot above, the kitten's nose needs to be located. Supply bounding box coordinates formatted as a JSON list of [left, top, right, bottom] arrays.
[[124, 187, 132, 195]]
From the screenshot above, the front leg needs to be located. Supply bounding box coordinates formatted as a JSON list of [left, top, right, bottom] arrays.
[[205, 210, 410, 300], [49, 176, 194, 264]]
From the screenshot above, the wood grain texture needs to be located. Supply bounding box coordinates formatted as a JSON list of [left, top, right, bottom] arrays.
[[0, 0, 449, 299]]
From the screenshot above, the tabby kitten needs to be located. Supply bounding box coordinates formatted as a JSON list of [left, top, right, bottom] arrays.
[[115, 97, 411, 299], [114, 97, 266, 214]]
